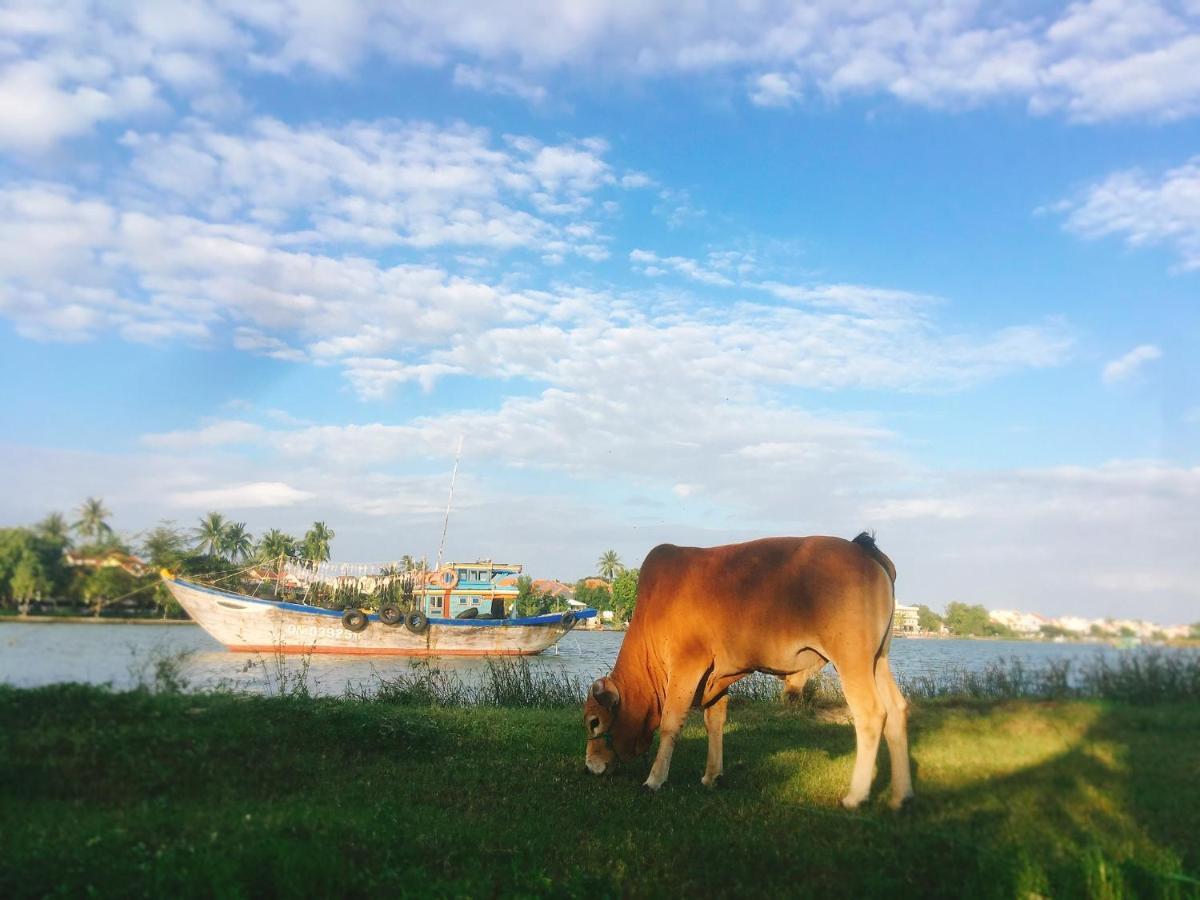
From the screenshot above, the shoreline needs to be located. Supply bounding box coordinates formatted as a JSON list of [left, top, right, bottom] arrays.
[[0, 616, 196, 626]]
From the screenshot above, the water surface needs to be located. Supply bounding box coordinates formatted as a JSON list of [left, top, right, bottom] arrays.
[[0, 621, 1162, 696]]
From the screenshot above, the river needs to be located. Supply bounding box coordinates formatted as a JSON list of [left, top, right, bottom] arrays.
[[1, 620, 1180, 696]]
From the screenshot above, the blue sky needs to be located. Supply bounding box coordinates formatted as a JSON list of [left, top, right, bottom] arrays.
[[1, 1, 1198, 623]]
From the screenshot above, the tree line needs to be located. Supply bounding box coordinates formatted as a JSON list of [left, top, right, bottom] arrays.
[[0, 507, 646, 623], [0, 497, 340, 618]]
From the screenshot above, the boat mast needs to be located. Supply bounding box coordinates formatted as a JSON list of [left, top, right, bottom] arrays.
[[435, 435, 464, 573]]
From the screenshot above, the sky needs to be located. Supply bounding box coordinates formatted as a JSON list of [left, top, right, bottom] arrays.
[[0, 0, 1198, 623]]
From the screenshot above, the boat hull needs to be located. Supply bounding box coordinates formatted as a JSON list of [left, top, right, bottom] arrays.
[[164, 577, 591, 656]]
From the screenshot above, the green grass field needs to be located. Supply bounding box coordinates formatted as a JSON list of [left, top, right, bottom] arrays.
[[2, 685, 1198, 898]]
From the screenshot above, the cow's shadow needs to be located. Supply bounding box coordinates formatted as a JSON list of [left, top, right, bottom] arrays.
[[641, 696, 1199, 897]]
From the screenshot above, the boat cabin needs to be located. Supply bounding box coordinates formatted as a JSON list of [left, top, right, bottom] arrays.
[[417, 561, 522, 620]]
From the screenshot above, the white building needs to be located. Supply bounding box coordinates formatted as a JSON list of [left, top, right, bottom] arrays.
[[893, 604, 920, 634], [989, 609, 1048, 634]]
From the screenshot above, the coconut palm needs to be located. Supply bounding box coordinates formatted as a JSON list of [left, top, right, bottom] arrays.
[[597, 549, 623, 581], [256, 529, 298, 564], [193, 512, 229, 559], [73, 497, 113, 544], [36, 512, 72, 546], [302, 522, 335, 565], [221, 522, 254, 562]]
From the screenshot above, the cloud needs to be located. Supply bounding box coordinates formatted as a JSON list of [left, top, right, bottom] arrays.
[[1102, 344, 1162, 383], [7, 0, 1200, 152], [167, 481, 315, 509], [452, 64, 548, 104], [749, 72, 800, 107], [124, 118, 615, 258], [1052, 155, 1200, 269]]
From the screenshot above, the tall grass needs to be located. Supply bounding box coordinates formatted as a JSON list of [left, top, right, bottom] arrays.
[[352, 657, 586, 708], [129, 646, 1200, 708]]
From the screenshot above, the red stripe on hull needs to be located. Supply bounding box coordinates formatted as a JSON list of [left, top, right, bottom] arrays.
[[226, 644, 543, 656]]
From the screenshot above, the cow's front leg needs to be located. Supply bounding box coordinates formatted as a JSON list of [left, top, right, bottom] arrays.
[[701, 694, 728, 787], [643, 676, 699, 792]]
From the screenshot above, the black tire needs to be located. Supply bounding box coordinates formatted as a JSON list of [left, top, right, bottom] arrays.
[[405, 610, 430, 634], [342, 608, 368, 633], [456, 606, 479, 620], [379, 604, 403, 626], [560, 612, 576, 628]]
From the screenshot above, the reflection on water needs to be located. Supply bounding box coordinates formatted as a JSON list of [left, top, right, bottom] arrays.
[[0, 622, 1162, 697]]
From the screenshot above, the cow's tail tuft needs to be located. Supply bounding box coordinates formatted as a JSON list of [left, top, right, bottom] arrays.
[[852, 531, 896, 585]]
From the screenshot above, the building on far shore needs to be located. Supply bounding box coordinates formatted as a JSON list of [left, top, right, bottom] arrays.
[[989, 609, 1048, 635], [893, 603, 920, 635]]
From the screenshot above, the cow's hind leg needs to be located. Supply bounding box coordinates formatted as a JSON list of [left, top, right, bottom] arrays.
[[701, 694, 728, 787], [837, 658, 886, 810], [875, 655, 914, 809]]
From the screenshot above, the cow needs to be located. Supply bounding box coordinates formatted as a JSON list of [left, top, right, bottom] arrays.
[[583, 533, 913, 810]]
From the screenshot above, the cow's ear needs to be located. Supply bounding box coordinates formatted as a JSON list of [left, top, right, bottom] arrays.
[[592, 677, 620, 709]]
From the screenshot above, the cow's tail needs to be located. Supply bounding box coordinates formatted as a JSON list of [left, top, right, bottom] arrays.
[[852, 531, 897, 669]]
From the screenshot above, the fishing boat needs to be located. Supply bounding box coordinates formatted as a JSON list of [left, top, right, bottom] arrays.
[[161, 560, 596, 656]]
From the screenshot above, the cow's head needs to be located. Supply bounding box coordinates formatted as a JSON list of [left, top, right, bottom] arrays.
[[583, 674, 653, 774]]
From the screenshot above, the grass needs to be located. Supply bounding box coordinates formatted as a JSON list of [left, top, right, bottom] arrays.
[[2, 681, 1198, 898]]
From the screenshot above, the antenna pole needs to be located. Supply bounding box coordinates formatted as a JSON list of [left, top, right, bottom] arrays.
[[435, 435, 464, 572]]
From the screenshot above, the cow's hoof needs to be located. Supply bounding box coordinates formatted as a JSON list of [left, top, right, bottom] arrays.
[[642, 781, 663, 793], [840, 794, 866, 810], [889, 793, 915, 813], [701, 773, 722, 788]]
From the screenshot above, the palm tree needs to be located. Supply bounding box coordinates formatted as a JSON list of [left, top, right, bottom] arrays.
[[256, 529, 298, 564], [302, 522, 335, 565], [73, 497, 113, 545], [37, 512, 72, 546], [194, 512, 229, 559], [597, 549, 623, 581], [221, 522, 254, 562]]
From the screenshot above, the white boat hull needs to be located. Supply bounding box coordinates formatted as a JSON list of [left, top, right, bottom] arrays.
[[164, 577, 590, 656]]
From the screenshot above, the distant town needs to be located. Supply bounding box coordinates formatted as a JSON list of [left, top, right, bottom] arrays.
[[893, 602, 1197, 642]]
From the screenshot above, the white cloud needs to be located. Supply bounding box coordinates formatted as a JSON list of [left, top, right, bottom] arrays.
[[452, 64, 547, 104], [1102, 344, 1162, 383], [7, 0, 1200, 151], [1053, 156, 1200, 269], [168, 481, 315, 509], [749, 72, 800, 107], [124, 118, 613, 258]]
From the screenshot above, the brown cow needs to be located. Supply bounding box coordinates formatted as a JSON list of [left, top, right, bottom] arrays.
[[583, 533, 913, 810]]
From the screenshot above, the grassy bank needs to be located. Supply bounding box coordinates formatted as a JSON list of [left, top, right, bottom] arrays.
[[3, 685, 1198, 898]]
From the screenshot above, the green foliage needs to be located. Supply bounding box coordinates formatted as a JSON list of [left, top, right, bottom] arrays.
[[916, 603, 943, 632], [1191, 623, 1200, 640], [596, 549, 623, 580], [72, 496, 113, 544], [10, 550, 47, 607], [221, 522, 254, 562], [193, 511, 229, 559], [1039, 623, 1073, 639], [0, 527, 72, 609], [572, 579, 611, 611], [256, 529, 298, 565], [514, 575, 571, 615], [140, 522, 203, 616], [81, 565, 139, 617], [610, 567, 639, 622], [35, 512, 71, 547], [944, 601, 1014, 637], [302, 522, 334, 565]]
